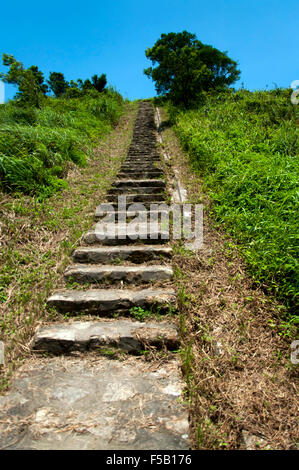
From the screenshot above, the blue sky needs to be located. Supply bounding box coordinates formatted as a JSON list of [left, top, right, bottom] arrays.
[[0, 0, 298, 101]]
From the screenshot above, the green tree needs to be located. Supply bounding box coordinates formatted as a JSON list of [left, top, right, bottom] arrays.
[[65, 80, 81, 98], [144, 31, 240, 107], [91, 74, 107, 93], [0, 54, 45, 108], [81, 79, 93, 91], [47, 72, 69, 97], [29, 66, 48, 95]]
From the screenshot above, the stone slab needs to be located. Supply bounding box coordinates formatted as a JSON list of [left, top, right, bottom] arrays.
[[33, 319, 179, 353], [47, 288, 176, 314], [96, 200, 167, 211], [115, 179, 166, 187], [83, 222, 170, 245], [109, 186, 165, 195], [64, 264, 173, 284], [106, 194, 165, 203], [72, 245, 173, 264], [117, 170, 163, 176]]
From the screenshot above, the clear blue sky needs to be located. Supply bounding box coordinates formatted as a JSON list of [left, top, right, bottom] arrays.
[[0, 0, 298, 101]]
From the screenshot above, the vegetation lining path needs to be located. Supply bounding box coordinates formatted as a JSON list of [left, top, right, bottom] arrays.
[[158, 106, 298, 450], [0, 102, 189, 450]]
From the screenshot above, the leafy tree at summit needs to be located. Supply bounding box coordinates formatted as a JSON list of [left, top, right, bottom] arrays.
[[91, 74, 107, 93], [0, 54, 47, 107], [47, 72, 69, 97], [144, 31, 241, 107]]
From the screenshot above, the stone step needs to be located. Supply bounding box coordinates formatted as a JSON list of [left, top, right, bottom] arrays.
[[117, 171, 164, 178], [95, 209, 170, 221], [124, 160, 161, 165], [121, 162, 161, 168], [106, 194, 165, 204], [120, 167, 162, 174], [0, 356, 188, 449], [47, 288, 176, 314], [108, 186, 165, 195], [73, 245, 173, 264], [125, 156, 161, 160], [123, 162, 161, 167], [115, 179, 166, 188], [33, 319, 179, 354], [64, 264, 173, 284], [83, 225, 170, 245], [121, 159, 161, 164], [100, 200, 166, 210], [126, 159, 160, 163], [119, 166, 162, 170]]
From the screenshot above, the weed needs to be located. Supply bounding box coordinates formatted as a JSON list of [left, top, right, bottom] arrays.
[[129, 306, 152, 321]]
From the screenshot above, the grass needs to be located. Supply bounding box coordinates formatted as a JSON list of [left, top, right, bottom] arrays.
[[171, 88, 298, 316], [0, 88, 124, 195], [0, 101, 138, 390]]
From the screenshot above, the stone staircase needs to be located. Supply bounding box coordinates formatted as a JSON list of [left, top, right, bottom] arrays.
[[0, 102, 189, 450]]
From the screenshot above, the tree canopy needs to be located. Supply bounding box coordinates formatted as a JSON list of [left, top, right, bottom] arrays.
[[0, 54, 47, 108], [144, 31, 241, 107], [47, 72, 68, 97], [0, 54, 108, 106], [91, 74, 107, 93]]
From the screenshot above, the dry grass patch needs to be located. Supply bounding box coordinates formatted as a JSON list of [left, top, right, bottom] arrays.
[[158, 106, 298, 450]]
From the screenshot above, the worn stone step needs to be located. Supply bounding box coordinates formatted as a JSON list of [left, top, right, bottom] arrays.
[[126, 160, 160, 164], [47, 288, 176, 314], [106, 194, 165, 204], [108, 186, 165, 195], [125, 156, 161, 161], [121, 162, 161, 168], [33, 319, 179, 354], [124, 160, 161, 165], [0, 356, 188, 449], [99, 200, 166, 210], [123, 162, 161, 167], [115, 179, 166, 188], [117, 171, 164, 178], [64, 264, 173, 284], [126, 153, 160, 157], [119, 166, 162, 170], [72, 245, 173, 264], [121, 160, 161, 165], [83, 225, 170, 245], [120, 167, 161, 174]]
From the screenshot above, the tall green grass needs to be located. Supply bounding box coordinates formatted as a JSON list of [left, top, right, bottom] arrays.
[[172, 89, 298, 313], [0, 88, 124, 195]]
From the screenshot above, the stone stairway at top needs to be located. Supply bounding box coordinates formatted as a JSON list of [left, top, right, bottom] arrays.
[[46, 102, 175, 315], [0, 102, 189, 450]]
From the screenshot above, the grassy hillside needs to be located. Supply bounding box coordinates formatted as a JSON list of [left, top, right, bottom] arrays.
[[171, 89, 298, 316], [0, 88, 124, 196]]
